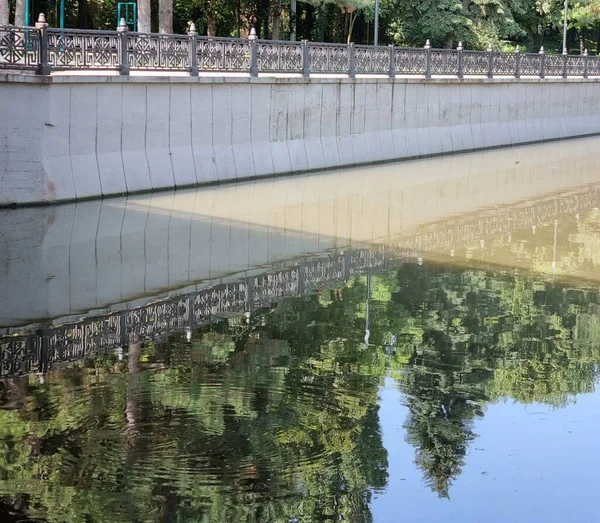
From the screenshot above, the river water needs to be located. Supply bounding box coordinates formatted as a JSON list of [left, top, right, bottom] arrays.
[[2, 138, 600, 522]]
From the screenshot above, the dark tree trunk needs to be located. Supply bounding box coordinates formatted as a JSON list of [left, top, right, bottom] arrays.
[[78, 0, 88, 29], [207, 11, 216, 36], [272, 0, 283, 40]]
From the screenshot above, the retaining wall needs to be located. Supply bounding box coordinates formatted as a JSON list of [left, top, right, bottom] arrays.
[[2, 75, 600, 205]]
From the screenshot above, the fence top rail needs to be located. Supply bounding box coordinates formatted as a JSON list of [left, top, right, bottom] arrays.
[[46, 27, 122, 36], [0, 24, 39, 31], [308, 42, 350, 48], [257, 39, 303, 46]]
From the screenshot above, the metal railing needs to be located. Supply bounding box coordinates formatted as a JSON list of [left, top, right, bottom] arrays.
[[1, 14, 599, 78]]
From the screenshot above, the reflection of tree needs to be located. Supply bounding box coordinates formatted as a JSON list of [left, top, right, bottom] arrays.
[[4, 257, 600, 516]]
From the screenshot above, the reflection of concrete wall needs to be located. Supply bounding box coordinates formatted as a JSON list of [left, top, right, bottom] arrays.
[[2, 137, 600, 328], [2, 76, 600, 205]]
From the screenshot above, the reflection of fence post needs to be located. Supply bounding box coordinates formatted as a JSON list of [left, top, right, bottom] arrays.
[[38, 329, 50, 374], [424, 39, 431, 78], [188, 23, 198, 77], [539, 46, 545, 79], [562, 47, 568, 78], [583, 49, 589, 79], [349, 42, 356, 78], [302, 40, 310, 78], [388, 44, 395, 78], [35, 13, 50, 75], [119, 312, 128, 347], [457, 41, 463, 79], [515, 46, 520, 79], [487, 44, 493, 79], [117, 18, 130, 75], [249, 27, 258, 77]]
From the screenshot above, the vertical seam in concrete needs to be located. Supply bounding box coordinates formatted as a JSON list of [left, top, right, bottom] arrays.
[[120, 84, 128, 193], [168, 86, 175, 185], [249, 85, 258, 176], [95, 86, 103, 195], [67, 86, 77, 199], [144, 86, 153, 188], [189, 85, 199, 184], [67, 202, 76, 315], [230, 86, 238, 178], [93, 201, 101, 308], [118, 199, 126, 301]]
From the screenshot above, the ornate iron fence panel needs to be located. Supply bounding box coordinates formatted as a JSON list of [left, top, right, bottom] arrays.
[[193, 283, 248, 321], [349, 248, 386, 275], [252, 269, 300, 307], [545, 54, 563, 76], [308, 43, 349, 73], [257, 40, 302, 72], [47, 28, 119, 69], [394, 48, 427, 74], [493, 52, 517, 75], [588, 56, 600, 76], [355, 45, 389, 74], [128, 33, 190, 70], [431, 49, 459, 75], [304, 256, 346, 289], [197, 37, 250, 72], [566, 55, 585, 76], [520, 53, 542, 76], [462, 51, 488, 75], [0, 336, 41, 376], [125, 297, 189, 338], [0, 26, 40, 70]]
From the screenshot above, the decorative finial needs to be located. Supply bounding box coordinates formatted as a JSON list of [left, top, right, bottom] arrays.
[[188, 22, 197, 36], [249, 27, 257, 40], [424, 39, 431, 49], [562, 47, 568, 55], [487, 43, 493, 52], [539, 46, 545, 54], [117, 17, 128, 31], [584, 48, 588, 56], [515, 45, 520, 54], [457, 41, 463, 51], [35, 12, 48, 28]]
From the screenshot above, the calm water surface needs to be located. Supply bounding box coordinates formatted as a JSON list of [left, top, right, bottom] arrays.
[[3, 138, 600, 522]]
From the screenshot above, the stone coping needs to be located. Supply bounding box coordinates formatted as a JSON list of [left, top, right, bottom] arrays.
[[3, 73, 600, 85]]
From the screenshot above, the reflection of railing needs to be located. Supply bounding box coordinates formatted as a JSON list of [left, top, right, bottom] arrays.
[[2, 183, 599, 377], [2, 16, 600, 79], [0, 247, 388, 377]]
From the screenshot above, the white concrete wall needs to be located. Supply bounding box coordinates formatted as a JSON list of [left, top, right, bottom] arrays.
[[2, 76, 600, 205]]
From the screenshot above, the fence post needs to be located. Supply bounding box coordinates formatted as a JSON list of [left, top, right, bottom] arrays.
[[539, 46, 545, 79], [389, 44, 395, 78], [302, 40, 310, 78], [562, 47, 568, 78], [515, 45, 520, 79], [117, 18, 129, 76], [583, 48, 589, 79], [188, 23, 198, 77], [424, 39, 431, 78], [35, 13, 50, 76], [457, 41, 463, 79], [249, 27, 258, 77], [487, 44, 493, 79], [349, 42, 356, 78]]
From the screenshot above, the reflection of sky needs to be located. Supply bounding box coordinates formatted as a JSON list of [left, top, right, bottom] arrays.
[[373, 376, 600, 523]]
